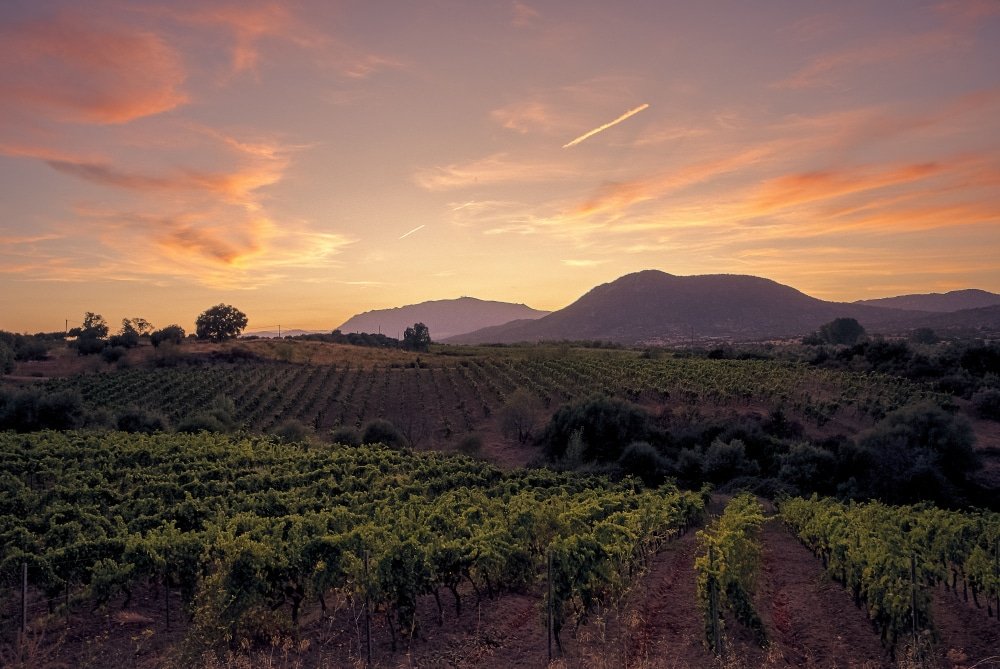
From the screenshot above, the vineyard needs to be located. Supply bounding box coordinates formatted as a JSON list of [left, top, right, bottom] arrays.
[[42, 350, 939, 442], [0, 430, 704, 667], [781, 495, 1000, 660]]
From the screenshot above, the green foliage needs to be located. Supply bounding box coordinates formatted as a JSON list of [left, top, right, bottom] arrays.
[[702, 439, 759, 483], [695, 493, 766, 653], [0, 341, 14, 374], [361, 418, 408, 449], [779, 495, 1000, 655], [402, 322, 431, 351], [857, 401, 978, 503], [541, 395, 652, 463], [0, 387, 85, 431], [909, 328, 939, 345], [151, 324, 186, 347], [196, 304, 248, 342], [0, 431, 705, 654], [617, 441, 669, 487], [498, 387, 542, 444], [272, 418, 311, 443], [818, 317, 866, 345], [971, 387, 1000, 420], [456, 433, 482, 457], [329, 425, 361, 446], [116, 406, 169, 434]]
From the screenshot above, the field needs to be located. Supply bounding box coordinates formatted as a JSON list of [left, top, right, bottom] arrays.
[[2, 339, 1000, 668]]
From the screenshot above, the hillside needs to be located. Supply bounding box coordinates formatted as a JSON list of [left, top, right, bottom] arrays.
[[856, 288, 1000, 312], [446, 270, 912, 344], [336, 296, 549, 340]]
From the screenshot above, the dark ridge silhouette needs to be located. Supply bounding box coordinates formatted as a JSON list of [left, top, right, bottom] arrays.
[[336, 296, 549, 340], [855, 289, 1000, 313], [445, 270, 935, 345]]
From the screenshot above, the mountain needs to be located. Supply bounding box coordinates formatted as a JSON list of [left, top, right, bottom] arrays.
[[445, 270, 925, 345], [855, 289, 1000, 312], [336, 297, 550, 341]]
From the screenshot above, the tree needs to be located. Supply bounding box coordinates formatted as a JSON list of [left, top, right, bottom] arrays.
[[540, 395, 652, 462], [195, 304, 248, 342], [818, 317, 865, 345], [402, 322, 431, 351], [0, 341, 15, 375], [112, 318, 153, 349], [498, 388, 543, 444], [71, 312, 109, 355], [151, 324, 186, 347], [858, 401, 978, 503]]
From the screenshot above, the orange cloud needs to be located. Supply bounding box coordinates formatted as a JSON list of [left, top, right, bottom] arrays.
[[750, 162, 943, 214], [0, 11, 187, 124], [574, 148, 771, 218], [146, 1, 398, 79]]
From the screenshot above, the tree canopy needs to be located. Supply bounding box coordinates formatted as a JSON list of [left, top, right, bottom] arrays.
[[402, 322, 431, 351], [818, 317, 866, 345], [196, 304, 248, 342]]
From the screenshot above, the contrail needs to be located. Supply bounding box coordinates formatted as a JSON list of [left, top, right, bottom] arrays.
[[398, 224, 425, 239], [562, 103, 650, 148]]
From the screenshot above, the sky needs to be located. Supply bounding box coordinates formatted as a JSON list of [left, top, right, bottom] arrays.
[[1, 0, 999, 334]]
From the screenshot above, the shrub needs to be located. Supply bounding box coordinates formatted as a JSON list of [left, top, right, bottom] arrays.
[[361, 419, 408, 449], [617, 441, 668, 487], [456, 433, 483, 457], [703, 439, 759, 483], [273, 419, 311, 443], [116, 407, 169, 434], [329, 426, 361, 446], [540, 395, 651, 463], [971, 388, 1000, 420]]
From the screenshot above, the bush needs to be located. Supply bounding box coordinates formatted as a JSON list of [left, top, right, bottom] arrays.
[[778, 443, 837, 495], [273, 419, 311, 443], [116, 407, 169, 434], [540, 395, 651, 463], [971, 388, 1000, 420], [151, 324, 186, 347], [101, 346, 127, 363], [361, 419, 408, 449], [617, 441, 668, 487], [0, 341, 13, 374], [177, 414, 229, 433], [329, 426, 361, 446], [456, 433, 483, 457], [0, 388, 85, 431], [858, 401, 978, 503], [702, 439, 759, 483]]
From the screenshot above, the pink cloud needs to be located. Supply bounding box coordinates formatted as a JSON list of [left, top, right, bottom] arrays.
[[772, 31, 966, 90], [0, 11, 187, 124]]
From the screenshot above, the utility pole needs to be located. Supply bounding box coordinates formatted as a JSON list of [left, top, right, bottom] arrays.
[[278, 324, 281, 338]]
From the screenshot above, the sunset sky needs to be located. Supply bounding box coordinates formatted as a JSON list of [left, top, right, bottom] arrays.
[[2, 0, 999, 334]]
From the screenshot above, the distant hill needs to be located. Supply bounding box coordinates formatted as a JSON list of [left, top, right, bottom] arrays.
[[855, 289, 1000, 312], [336, 297, 549, 341], [445, 270, 925, 345], [243, 329, 326, 339]]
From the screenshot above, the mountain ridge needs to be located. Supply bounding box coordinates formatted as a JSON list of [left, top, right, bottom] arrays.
[[445, 270, 999, 344], [336, 296, 549, 340]]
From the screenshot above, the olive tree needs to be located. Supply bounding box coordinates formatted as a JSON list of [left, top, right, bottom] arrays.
[[195, 304, 248, 342]]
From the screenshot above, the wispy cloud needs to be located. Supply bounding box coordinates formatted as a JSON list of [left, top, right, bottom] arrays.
[[772, 31, 965, 90], [562, 103, 650, 148], [512, 2, 541, 28], [414, 153, 574, 190], [0, 11, 187, 124]]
